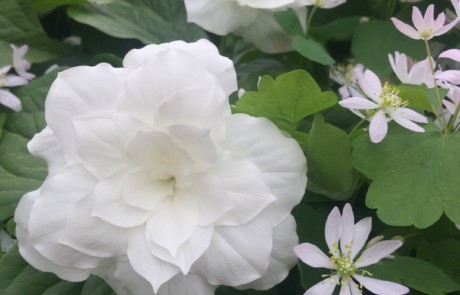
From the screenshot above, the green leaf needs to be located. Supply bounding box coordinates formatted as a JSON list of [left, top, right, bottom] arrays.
[[317, 16, 361, 41], [305, 114, 353, 193], [397, 84, 448, 112], [292, 38, 335, 66], [31, 0, 87, 12], [274, 9, 304, 37], [0, 0, 71, 64], [67, 0, 206, 44], [235, 69, 337, 134], [366, 256, 460, 295], [352, 124, 460, 228], [352, 20, 425, 76]]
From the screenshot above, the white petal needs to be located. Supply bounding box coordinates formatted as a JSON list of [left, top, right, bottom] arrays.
[[439, 49, 460, 62], [436, 70, 460, 84], [45, 63, 127, 163], [359, 70, 383, 102], [391, 17, 421, 39], [389, 110, 425, 132], [350, 217, 372, 260], [353, 275, 409, 294], [340, 204, 355, 256], [355, 240, 403, 268], [369, 110, 388, 143], [146, 193, 199, 257], [325, 207, 342, 255], [294, 243, 332, 269], [123, 39, 237, 96], [224, 114, 307, 225], [3, 74, 28, 87], [157, 273, 217, 295], [393, 108, 428, 123], [339, 97, 380, 110], [0, 89, 22, 111], [236, 215, 299, 290], [28, 127, 66, 174], [193, 215, 273, 286], [305, 275, 339, 295], [349, 280, 363, 295], [339, 283, 352, 295], [127, 228, 181, 292]]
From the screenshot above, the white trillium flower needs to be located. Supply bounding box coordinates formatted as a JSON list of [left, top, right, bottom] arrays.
[[11, 44, 35, 80], [388, 52, 435, 87], [294, 204, 410, 295], [339, 69, 428, 143], [184, 0, 307, 53], [14, 39, 307, 295]]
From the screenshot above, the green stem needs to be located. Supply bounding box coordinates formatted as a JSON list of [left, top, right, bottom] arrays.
[[424, 38, 448, 131], [348, 111, 375, 138], [385, 0, 397, 20], [306, 5, 318, 36], [447, 101, 460, 132]]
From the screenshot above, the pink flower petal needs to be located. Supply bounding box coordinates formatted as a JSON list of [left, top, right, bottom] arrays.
[[359, 70, 383, 102], [391, 18, 421, 40], [293, 243, 332, 269], [340, 204, 355, 256], [350, 217, 372, 260], [339, 97, 379, 110], [389, 110, 426, 132], [354, 240, 402, 268], [352, 275, 409, 295], [437, 70, 460, 84], [412, 6, 427, 32], [439, 49, 460, 62], [369, 110, 388, 143], [305, 275, 339, 295], [325, 207, 342, 254]]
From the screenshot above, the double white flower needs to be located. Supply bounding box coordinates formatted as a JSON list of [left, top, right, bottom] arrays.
[[184, 0, 307, 53], [15, 39, 307, 295]]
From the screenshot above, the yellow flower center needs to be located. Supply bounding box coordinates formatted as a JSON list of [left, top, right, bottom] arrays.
[[379, 82, 407, 110]]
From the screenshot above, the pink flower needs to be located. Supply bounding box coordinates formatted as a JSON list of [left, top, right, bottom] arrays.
[[294, 204, 409, 295], [391, 5, 457, 40], [388, 52, 435, 87], [339, 69, 428, 143]]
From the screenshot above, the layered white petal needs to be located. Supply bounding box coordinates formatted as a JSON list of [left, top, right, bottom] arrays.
[[353, 275, 409, 295]]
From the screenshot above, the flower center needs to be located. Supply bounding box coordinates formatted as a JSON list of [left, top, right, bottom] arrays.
[[334, 255, 356, 276], [379, 82, 407, 109]]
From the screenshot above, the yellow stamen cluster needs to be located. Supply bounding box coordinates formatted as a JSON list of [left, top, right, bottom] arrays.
[[379, 82, 407, 110]]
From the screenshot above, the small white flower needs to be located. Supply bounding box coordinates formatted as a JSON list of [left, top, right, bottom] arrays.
[[294, 204, 409, 295], [184, 0, 307, 53], [0, 65, 25, 111], [15, 39, 307, 295], [339, 69, 428, 143], [388, 52, 435, 87], [329, 63, 364, 99], [11, 44, 35, 80]]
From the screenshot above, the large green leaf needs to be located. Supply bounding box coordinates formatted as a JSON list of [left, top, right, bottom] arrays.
[[0, 72, 60, 222], [292, 38, 335, 66], [366, 256, 460, 295], [0, 245, 115, 295], [0, 0, 71, 64], [234, 70, 337, 134], [352, 124, 460, 228], [305, 114, 353, 193], [352, 20, 425, 76], [67, 0, 206, 44]]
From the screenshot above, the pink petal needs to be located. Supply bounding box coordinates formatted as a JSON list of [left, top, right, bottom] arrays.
[[305, 275, 339, 295], [412, 6, 427, 32], [391, 18, 421, 40], [350, 217, 372, 260], [325, 207, 342, 255], [339, 97, 379, 110], [389, 111, 426, 132], [439, 49, 460, 62], [436, 70, 460, 84], [423, 5, 435, 29], [354, 240, 402, 268], [339, 283, 351, 295], [293, 243, 332, 269], [369, 110, 388, 143], [432, 19, 457, 37], [359, 70, 383, 102], [349, 281, 362, 295], [394, 108, 428, 123], [340, 204, 355, 256], [352, 275, 409, 295]]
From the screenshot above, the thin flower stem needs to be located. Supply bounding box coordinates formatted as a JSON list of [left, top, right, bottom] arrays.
[[447, 102, 460, 132], [348, 111, 375, 138], [386, 0, 397, 20], [423, 38, 448, 131], [306, 5, 318, 36]]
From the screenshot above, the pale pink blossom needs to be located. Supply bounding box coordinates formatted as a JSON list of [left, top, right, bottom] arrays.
[[339, 69, 428, 143], [294, 204, 409, 295], [11, 44, 35, 80], [329, 63, 364, 99], [388, 52, 435, 87], [391, 5, 457, 40]]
